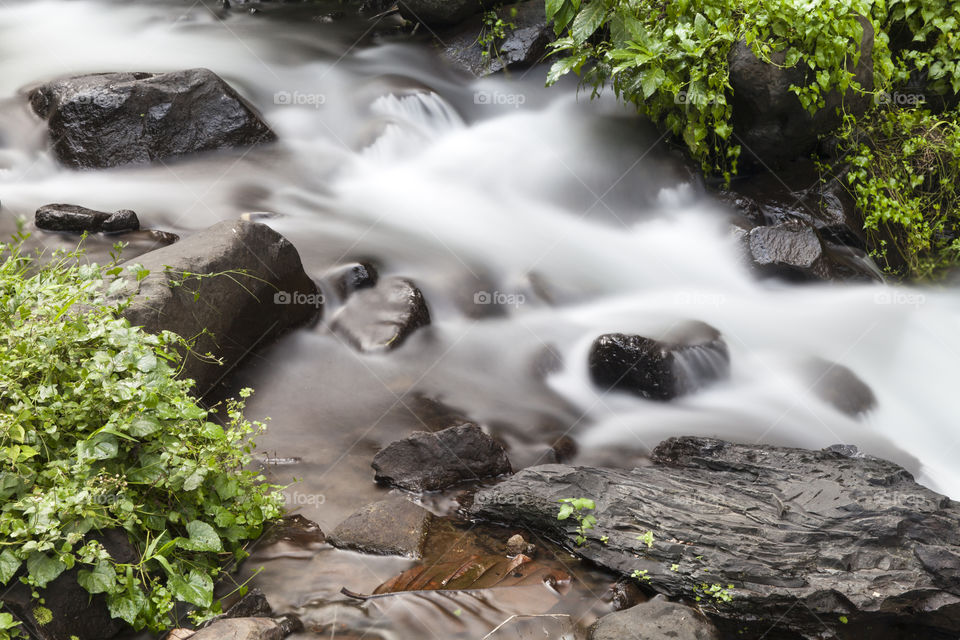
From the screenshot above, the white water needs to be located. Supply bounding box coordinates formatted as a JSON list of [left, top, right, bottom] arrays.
[[1, 0, 959, 508]]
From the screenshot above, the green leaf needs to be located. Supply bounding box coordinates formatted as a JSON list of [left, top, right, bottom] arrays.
[[27, 553, 67, 588], [181, 520, 222, 552], [136, 353, 157, 373], [547, 56, 583, 85], [77, 561, 117, 594], [107, 588, 147, 626], [0, 549, 21, 585], [642, 68, 665, 99], [168, 569, 213, 608], [545, 0, 566, 22], [571, 0, 608, 44], [557, 504, 574, 520]]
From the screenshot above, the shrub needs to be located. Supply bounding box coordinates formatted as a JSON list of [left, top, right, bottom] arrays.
[[0, 236, 282, 637]]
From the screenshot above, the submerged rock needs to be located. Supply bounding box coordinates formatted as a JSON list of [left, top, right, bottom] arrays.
[[590, 596, 719, 640], [325, 261, 378, 300], [472, 436, 960, 639], [328, 496, 434, 558], [802, 357, 877, 416], [331, 276, 430, 352], [588, 322, 730, 400], [372, 423, 512, 491], [187, 616, 301, 640], [29, 68, 275, 169], [35, 203, 139, 233], [118, 220, 319, 395], [438, 1, 551, 77]]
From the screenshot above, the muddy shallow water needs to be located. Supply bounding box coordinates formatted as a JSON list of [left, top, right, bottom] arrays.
[[2, 0, 960, 637]]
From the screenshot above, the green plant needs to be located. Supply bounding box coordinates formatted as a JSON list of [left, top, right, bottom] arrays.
[[478, 7, 518, 61], [631, 568, 650, 583], [694, 582, 735, 603], [0, 611, 21, 640], [0, 237, 283, 633], [557, 497, 597, 546], [825, 105, 960, 278]]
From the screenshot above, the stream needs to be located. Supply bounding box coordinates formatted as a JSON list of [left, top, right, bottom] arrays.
[[2, 1, 959, 638]]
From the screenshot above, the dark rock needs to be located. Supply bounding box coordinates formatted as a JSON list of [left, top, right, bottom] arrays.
[[36, 203, 140, 233], [590, 596, 719, 640], [118, 220, 319, 396], [30, 69, 276, 169], [189, 616, 300, 640], [0, 530, 136, 640], [802, 357, 877, 416], [608, 578, 644, 612], [471, 436, 960, 639], [505, 533, 536, 557], [438, 1, 551, 77], [398, 0, 497, 27], [728, 17, 873, 168], [588, 322, 730, 401], [325, 261, 378, 299], [331, 276, 430, 352], [372, 423, 512, 491], [328, 496, 434, 558]]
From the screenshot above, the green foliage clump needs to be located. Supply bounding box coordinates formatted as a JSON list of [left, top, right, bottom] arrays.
[[827, 106, 960, 278], [478, 7, 518, 61], [0, 237, 282, 636], [557, 497, 597, 546]]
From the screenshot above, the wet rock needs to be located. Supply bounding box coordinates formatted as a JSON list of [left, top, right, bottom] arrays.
[[590, 596, 719, 640], [118, 220, 319, 395], [325, 261, 378, 299], [588, 322, 730, 401], [398, 0, 496, 27], [29, 69, 276, 169], [438, 1, 551, 77], [484, 614, 575, 639], [802, 357, 877, 416], [331, 276, 430, 352], [608, 578, 644, 612], [747, 220, 829, 279], [328, 496, 434, 558], [188, 616, 301, 640], [35, 203, 140, 233], [728, 17, 874, 168], [471, 436, 960, 639], [373, 423, 512, 491], [505, 534, 536, 557], [0, 530, 136, 640]]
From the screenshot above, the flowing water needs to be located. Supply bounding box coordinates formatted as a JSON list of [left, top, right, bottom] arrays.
[[2, 1, 960, 638]]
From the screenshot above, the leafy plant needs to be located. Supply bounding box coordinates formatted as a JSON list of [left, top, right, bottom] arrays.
[[478, 7, 518, 61], [694, 582, 735, 603], [0, 237, 283, 633], [557, 497, 597, 546], [824, 105, 960, 278]]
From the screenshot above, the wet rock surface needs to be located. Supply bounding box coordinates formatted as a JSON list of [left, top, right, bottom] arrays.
[[471, 436, 960, 639], [325, 261, 378, 300], [331, 276, 430, 352], [117, 220, 319, 395], [29, 68, 276, 169], [589, 595, 719, 640], [588, 322, 730, 400], [438, 1, 551, 77], [187, 616, 301, 640], [35, 203, 139, 233], [398, 0, 497, 27], [373, 422, 512, 491], [728, 17, 873, 168], [328, 496, 434, 558]]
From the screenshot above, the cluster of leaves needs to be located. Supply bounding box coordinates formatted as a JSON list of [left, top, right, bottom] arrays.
[[556, 497, 596, 546], [0, 237, 283, 637], [478, 7, 518, 61], [825, 106, 960, 278], [544, 0, 960, 177]]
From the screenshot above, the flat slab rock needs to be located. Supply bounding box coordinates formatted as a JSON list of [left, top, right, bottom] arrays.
[[471, 436, 960, 639], [328, 496, 434, 558], [373, 423, 512, 491], [29, 68, 275, 169]]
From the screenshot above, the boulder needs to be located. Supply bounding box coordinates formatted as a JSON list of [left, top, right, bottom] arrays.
[[331, 276, 430, 352], [36, 204, 139, 233], [118, 220, 319, 396], [328, 496, 434, 558], [588, 322, 730, 401], [471, 436, 960, 639], [29, 69, 275, 169], [372, 423, 512, 491], [802, 357, 877, 416], [438, 1, 551, 77], [728, 17, 874, 168], [589, 596, 719, 640], [187, 616, 300, 640], [325, 261, 378, 300], [398, 0, 497, 28]]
